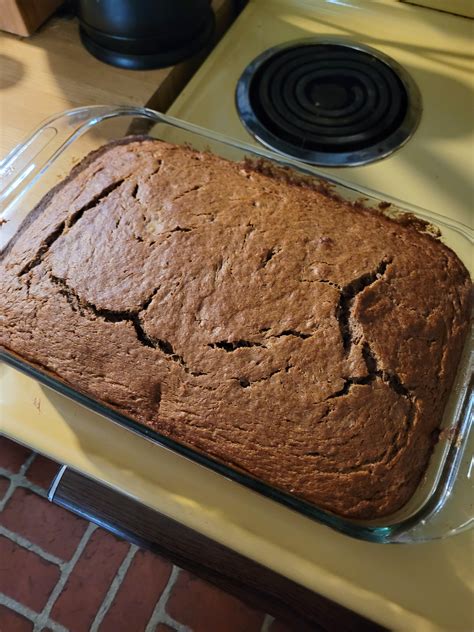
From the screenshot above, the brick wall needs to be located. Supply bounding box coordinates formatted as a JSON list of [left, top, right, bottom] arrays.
[[0, 437, 293, 632]]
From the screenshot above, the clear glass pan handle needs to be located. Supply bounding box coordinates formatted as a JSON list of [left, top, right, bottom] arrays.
[[0, 106, 161, 212]]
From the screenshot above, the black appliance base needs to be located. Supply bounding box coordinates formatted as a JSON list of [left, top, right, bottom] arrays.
[[79, 16, 215, 70]]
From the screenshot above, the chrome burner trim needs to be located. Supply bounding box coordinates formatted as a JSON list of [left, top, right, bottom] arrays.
[[235, 38, 422, 167]]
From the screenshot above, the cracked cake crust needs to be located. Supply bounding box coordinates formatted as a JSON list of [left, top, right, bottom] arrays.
[[0, 137, 471, 519]]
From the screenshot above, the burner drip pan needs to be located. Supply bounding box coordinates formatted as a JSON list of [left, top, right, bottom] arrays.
[[236, 40, 422, 167]]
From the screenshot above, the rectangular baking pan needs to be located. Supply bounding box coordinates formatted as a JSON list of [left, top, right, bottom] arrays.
[[1, 106, 472, 543]]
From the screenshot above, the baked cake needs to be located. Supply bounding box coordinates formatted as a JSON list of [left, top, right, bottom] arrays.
[[1, 137, 471, 519]]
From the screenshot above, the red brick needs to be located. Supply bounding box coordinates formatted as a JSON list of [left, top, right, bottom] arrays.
[[0, 437, 31, 473], [0, 605, 33, 632], [167, 570, 265, 632], [1, 487, 87, 560], [51, 528, 130, 632], [0, 475, 10, 499], [26, 455, 60, 490], [99, 549, 172, 632], [155, 626, 175, 632], [0, 536, 60, 612]]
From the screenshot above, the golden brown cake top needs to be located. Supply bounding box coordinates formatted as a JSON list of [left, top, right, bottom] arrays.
[[1, 138, 471, 518]]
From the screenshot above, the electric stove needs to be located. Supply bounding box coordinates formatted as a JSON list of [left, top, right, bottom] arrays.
[[169, 0, 473, 233]]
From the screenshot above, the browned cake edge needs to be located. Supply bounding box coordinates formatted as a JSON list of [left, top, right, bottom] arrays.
[[0, 136, 471, 521]]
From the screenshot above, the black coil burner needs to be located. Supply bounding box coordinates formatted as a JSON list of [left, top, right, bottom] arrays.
[[236, 40, 421, 167]]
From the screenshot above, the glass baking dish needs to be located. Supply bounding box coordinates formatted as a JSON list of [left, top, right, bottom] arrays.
[[1, 106, 472, 543]]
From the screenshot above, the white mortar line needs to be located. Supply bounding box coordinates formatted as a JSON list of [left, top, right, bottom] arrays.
[[16, 479, 48, 498], [0, 478, 49, 506], [0, 453, 37, 510], [26, 476, 51, 495], [90, 544, 138, 632], [33, 522, 97, 632], [0, 466, 16, 479], [0, 451, 59, 500], [0, 451, 35, 479], [0, 525, 65, 568], [0, 478, 14, 508], [261, 613, 275, 632], [0, 592, 69, 632], [0, 593, 42, 624], [145, 566, 190, 632]]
